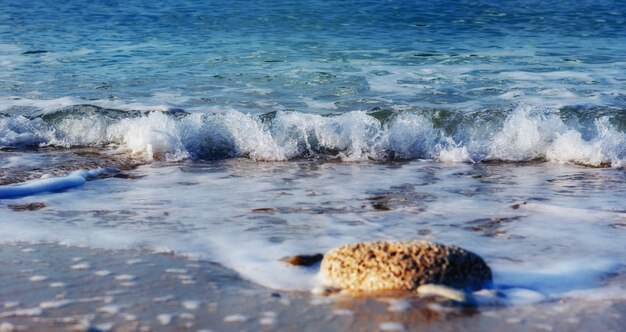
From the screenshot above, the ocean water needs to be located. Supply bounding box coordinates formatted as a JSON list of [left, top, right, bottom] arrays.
[[1, 0, 625, 305]]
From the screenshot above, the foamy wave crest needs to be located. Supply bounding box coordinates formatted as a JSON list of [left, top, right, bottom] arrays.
[[1, 105, 625, 166]]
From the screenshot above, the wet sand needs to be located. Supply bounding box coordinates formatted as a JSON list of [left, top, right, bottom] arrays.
[[0, 147, 145, 186], [1, 243, 625, 331]]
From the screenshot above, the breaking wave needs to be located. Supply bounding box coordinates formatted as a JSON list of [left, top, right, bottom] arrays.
[[1, 104, 625, 167]]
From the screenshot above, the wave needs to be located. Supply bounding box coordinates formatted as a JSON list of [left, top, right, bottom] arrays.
[[1, 104, 625, 167]]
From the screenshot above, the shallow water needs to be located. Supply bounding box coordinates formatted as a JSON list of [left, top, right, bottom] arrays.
[[1, 0, 625, 306], [1, 159, 625, 304]]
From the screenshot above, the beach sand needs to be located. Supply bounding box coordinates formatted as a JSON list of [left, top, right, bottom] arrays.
[[1, 243, 624, 331]]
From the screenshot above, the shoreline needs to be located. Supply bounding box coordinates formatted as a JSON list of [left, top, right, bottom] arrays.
[[1, 242, 625, 331]]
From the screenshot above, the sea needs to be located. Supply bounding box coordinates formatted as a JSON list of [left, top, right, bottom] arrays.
[[0, 0, 625, 305]]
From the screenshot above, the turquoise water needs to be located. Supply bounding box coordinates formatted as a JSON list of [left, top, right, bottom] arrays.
[[1, 0, 625, 112]]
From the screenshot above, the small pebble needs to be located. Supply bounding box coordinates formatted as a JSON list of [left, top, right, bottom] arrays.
[[223, 314, 247, 323], [49, 282, 66, 288], [179, 313, 195, 320], [507, 317, 522, 324], [93, 323, 114, 331], [29, 275, 48, 282], [3, 302, 20, 309], [332, 309, 354, 316], [0, 322, 14, 332], [40, 299, 74, 309], [71, 263, 91, 270], [157, 314, 172, 325], [115, 274, 136, 281], [94, 270, 112, 277], [260, 311, 277, 325], [98, 305, 120, 315], [310, 297, 333, 306], [166, 268, 188, 274], [533, 323, 553, 331], [122, 314, 138, 321], [153, 295, 175, 303], [126, 259, 143, 265], [386, 299, 411, 312], [182, 301, 200, 310], [259, 317, 276, 325], [0, 307, 43, 318], [262, 311, 277, 318], [379, 322, 405, 331]]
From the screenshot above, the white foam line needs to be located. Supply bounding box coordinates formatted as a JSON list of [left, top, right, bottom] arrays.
[[523, 202, 625, 219], [0, 169, 105, 199]]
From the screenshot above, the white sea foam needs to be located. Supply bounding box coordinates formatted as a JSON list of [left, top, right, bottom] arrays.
[[302, 97, 338, 110], [1, 104, 624, 167], [437, 146, 472, 163], [0, 307, 43, 318], [0, 106, 626, 167], [40, 299, 74, 309], [546, 118, 626, 167], [111, 112, 189, 161], [0, 169, 104, 199]]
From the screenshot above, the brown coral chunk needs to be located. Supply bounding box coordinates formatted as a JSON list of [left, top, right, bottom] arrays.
[[320, 241, 492, 292]]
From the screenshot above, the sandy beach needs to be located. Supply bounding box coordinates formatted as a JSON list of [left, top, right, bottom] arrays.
[[1, 242, 625, 332]]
